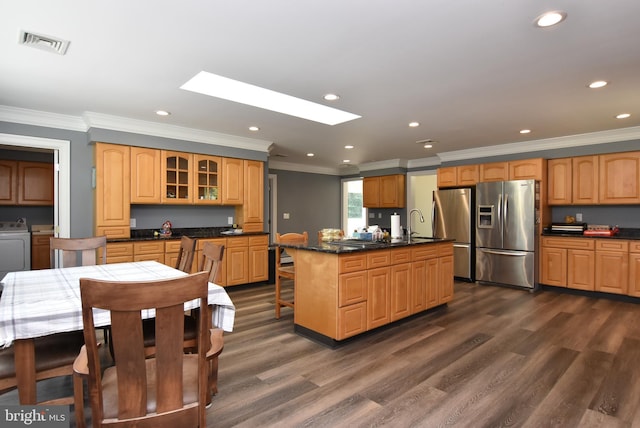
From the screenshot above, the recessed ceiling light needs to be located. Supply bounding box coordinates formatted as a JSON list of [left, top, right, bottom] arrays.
[[616, 113, 631, 119], [534, 11, 567, 27], [323, 93, 340, 101], [343, 159, 351, 163], [307, 153, 314, 157], [155, 110, 171, 116], [344, 145, 354, 149], [423, 144, 433, 149], [409, 122, 420, 127], [588, 80, 608, 89], [249, 126, 260, 131], [181, 71, 361, 125], [520, 129, 531, 134]]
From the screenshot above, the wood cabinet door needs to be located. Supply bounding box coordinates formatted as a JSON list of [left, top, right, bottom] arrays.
[[540, 246, 567, 287], [248, 241, 268, 282], [380, 174, 405, 208], [338, 302, 367, 340], [390, 263, 411, 321], [18, 161, 54, 205], [425, 257, 439, 308], [161, 150, 192, 204], [226, 245, 249, 286], [31, 234, 52, 269], [438, 255, 454, 303], [0, 160, 18, 204], [457, 165, 479, 186], [193, 154, 221, 205], [367, 267, 390, 329], [547, 158, 572, 205], [221, 157, 244, 205], [509, 158, 544, 181], [598, 151, 640, 204], [95, 143, 130, 237], [243, 160, 264, 224], [573, 155, 599, 204], [629, 250, 640, 298], [410, 260, 427, 313], [595, 250, 629, 295], [130, 147, 161, 204], [567, 249, 595, 291], [339, 272, 368, 307], [362, 176, 380, 207], [437, 167, 457, 188], [480, 162, 508, 182]]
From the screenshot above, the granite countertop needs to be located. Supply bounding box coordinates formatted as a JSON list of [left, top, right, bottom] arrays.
[[542, 227, 640, 240], [108, 227, 268, 243], [277, 237, 454, 254]]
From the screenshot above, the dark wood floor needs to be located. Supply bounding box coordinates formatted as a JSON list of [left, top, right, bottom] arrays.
[[3, 280, 640, 427]]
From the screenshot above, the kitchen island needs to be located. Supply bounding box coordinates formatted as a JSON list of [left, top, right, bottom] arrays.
[[278, 238, 454, 344]]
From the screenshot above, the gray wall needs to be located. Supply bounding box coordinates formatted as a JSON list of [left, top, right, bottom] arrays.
[[269, 169, 341, 242]]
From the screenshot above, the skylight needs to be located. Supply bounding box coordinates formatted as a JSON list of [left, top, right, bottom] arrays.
[[180, 71, 361, 126]]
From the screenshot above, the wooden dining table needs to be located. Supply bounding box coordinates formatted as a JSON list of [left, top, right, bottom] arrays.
[[0, 260, 235, 404]]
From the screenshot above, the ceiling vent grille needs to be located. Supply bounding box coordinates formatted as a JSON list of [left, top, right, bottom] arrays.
[[19, 30, 70, 55]]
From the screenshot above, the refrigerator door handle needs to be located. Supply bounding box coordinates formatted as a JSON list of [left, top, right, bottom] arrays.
[[504, 193, 508, 223], [497, 193, 502, 224], [480, 249, 528, 257], [453, 243, 470, 248]]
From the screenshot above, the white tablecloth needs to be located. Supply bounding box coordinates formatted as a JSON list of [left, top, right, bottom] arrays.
[[0, 261, 235, 347]]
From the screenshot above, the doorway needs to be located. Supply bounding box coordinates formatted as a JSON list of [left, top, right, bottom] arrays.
[[0, 133, 70, 237]]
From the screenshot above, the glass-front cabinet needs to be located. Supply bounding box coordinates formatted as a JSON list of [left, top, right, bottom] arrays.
[[161, 150, 193, 204], [194, 154, 221, 205]]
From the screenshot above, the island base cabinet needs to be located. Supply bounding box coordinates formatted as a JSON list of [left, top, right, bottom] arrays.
[[367, 267, 391, 330], [438, 255, 454, 303]]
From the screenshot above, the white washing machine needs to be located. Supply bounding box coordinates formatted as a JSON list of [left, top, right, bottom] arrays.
[[0, 221, 31, 280]]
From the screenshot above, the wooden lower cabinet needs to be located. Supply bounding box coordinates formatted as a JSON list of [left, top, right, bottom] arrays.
[[225, 237, 249, 286], [248, 235, 269, 283], [595, 240, 629, 295], [540, 246, 567, 286], [133, 241, 164, 263], [105, 242, 134, 264], [567, 249, 595, 291], [629, 242, 640, 298], [31, 233, 53, 270], [294, 242, 454, 341], [195, 238, 226, 285]]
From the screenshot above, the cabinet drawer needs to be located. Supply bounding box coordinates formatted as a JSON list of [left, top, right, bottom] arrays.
[[339, 254, 367, 274], [106, 242, 133, 257], [133, 241, 165, 255], [367, 250, 390, 269], [542, 237, 595, 250], [249, 235, 268, 246], [164, 240, 182, 253], [134, 253, 165, 263], [412, 245, 438, 261], [96, 226, 130, 239], [226, 236, 249, 248], [630, 242, 640, 253], [391, 248, 411, 264], [197, 238, 226, 251], [32, 234, 52, 246], [595, 240, 629, 252], [338, 272, 367, 307], [437, 243, 454, 257]]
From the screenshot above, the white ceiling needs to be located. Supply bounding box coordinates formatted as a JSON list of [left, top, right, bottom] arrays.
[[1, 1, 639, 173]]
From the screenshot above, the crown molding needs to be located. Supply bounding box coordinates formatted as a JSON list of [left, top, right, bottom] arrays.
[[268, 159, 345, 175], [358, 159, 408, 172], [407, 156, 442, 169], [83, 112, 272, 152], [0, 105, 87, 131], [438, 126, 640, 162]]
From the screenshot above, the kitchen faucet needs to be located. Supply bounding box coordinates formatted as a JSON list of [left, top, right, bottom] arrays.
[[408, 208, 425, 243]]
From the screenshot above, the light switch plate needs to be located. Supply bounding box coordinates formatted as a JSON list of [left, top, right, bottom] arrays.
[[228, 217, 233, 224], [130, 218, 136, 228], [576, 213, 583, 222], [369, 213, 375, 218]]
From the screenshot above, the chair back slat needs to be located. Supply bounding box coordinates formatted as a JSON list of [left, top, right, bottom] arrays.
[[175, 236, 197, 273], [200, 242, 225, 283], [50, 236, 107, 268]]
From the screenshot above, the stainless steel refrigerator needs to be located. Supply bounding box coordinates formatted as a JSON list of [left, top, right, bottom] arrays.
[[433, 188, 474, 281], [475, 179, 538, 289]]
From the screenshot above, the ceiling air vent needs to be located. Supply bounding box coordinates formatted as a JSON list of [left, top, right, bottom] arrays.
[[19, 30, 70, 55]]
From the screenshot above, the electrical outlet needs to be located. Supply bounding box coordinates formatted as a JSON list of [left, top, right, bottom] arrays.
[[227, 217, 233, 224], [369, 213, 375, 218], [130, 218, 136, 228], [283, 213, 290, 219], [576, 213, 583, 222], [378, 213, 382, 218]]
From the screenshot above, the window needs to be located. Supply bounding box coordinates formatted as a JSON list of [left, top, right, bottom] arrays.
[[342, 178, 367, 238]]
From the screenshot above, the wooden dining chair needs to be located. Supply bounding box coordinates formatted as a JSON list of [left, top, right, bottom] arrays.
[[275, 231, 308, 319], [0, 331, 86, 410], [73, 272, 223, 428], [50, 236, 107, 268], [176, 236, 197, 273]]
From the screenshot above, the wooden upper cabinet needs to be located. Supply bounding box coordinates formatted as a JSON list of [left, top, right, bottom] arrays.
[[363, 177, 380, 207], [161, 151, 193, 204], [18, 161, 54, 205], [573, 155, 599, 204], [95, 143, 130, 238], [479, 162, 508, 182], [130, 147, 161, 204], [0, 160, 18, 204], [509, 158, 545, 181], [437, 167, 457, 188], [380, 174, 405, 207], [547, 158, 572, 205], [193, 154, 221, 205], [221, 157, 244, 205], [363, 175, 405, 208], [242, 160, 264, 226], [598, 151, 640, 204]]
